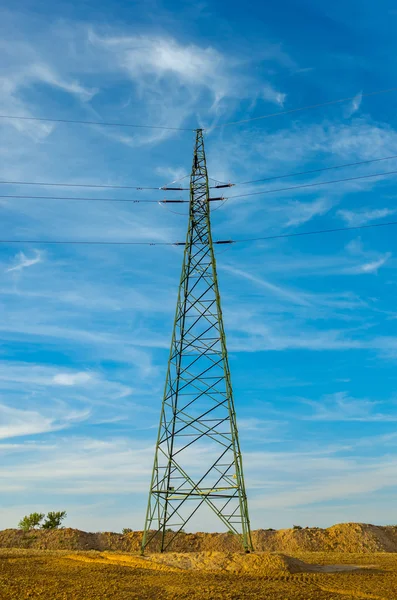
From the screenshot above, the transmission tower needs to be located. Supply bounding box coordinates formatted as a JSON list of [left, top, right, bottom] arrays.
[[141, 129, 252, 554]]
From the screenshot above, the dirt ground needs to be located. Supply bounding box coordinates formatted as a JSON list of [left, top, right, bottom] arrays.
[[1, 548, 397, 600]]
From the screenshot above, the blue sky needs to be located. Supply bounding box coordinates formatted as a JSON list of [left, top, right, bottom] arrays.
[[1, 0, 397, 532]]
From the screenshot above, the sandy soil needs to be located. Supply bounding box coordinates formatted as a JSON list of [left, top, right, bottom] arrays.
[[1, 548, 396, 600]]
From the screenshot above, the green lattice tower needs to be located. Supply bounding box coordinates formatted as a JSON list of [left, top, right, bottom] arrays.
[[141, 129, 253, 554]]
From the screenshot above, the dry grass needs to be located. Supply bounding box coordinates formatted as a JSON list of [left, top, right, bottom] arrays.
[[1, 548, 397, 600]]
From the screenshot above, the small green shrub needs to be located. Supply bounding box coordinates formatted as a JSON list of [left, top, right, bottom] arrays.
[[42, 511, 67, 530], [122, 528, 133, 535], [18, 513, 45, 532], [293, 525, 303, 530]]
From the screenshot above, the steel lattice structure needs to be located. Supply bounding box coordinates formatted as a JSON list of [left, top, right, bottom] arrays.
[[141, 129, 252, 554]]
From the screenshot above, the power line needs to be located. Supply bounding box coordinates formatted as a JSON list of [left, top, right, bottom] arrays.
[[0, 179, 225, 191], [0, 114, 195, 132], [2, 86, 396, 136], [226, 168, 397, 200], [0, 180, 188, 191], [3, 168, 396, 206], [233, 220, 397, 243], [4, 155, 396, 194], [210, 86, 397, 129], [0, 195, 223, 203], [0, 195, 189, 203], [3, 86, 396, 133], [1, 219, 397, 246], [233, 154, 397, 186]]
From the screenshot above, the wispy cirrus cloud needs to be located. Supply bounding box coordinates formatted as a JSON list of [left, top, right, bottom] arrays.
[[338, 207, 397, 226], [52, 372, 93, 386], [5, 250, 42, 273], [221, 264, 313, 306], [3, 432, 397, 530], [341, 236, 392, 274], [88, 31, 285, 108], [300, 391, 397, 422], [345, 90, 363, 117], [284, 197, 333, 227], [0, 403, 90, 440], [87, 29, 287, 141], [209, 117, 397, 188], [0, 35, 96, 141], [351, 254, 391, 274]]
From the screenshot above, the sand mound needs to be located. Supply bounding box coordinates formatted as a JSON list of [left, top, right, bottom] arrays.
[[60, 551, 376, 576], [1, 523, 397, 553], [253, 523, 397, 553], [148, 551, 311, 574]]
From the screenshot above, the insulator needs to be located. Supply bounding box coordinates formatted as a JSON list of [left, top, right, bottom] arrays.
[[161, 186, 185, 190]]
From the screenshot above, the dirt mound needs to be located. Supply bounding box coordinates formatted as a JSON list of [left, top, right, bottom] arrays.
[[149, 551, 311, 574], [253, 523, 397, 553], [1, 523, 397, 553], [0, 528, 137, 552], [45, 550, 378, 576], [64, 550, 321, 574]]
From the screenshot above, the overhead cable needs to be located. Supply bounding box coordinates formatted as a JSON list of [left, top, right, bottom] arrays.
[[233, 154, 397, 186], [232, 220, 397, 243], [2, 86, 396, 134], [0, 195, 188, 203], [210, 86, 397, 129], [0, 180, 188, 191], [3, 169, 397, 205], [0, 179, 222, 191], [2, 87, 396, 133], [0, 114, 195, 132], [0, 195, 224, 203], [2, 219, 397, 246], [225, 169, 397, 200], [4, 154, 396, 193]]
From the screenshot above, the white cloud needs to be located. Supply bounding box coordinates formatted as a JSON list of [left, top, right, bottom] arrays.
[[262, 84, 285, 107], [2, 427, 397, 530], [26, 63, 96, 100], [222, 265, 313, 306], [0, 403, 90, 440], [341, 237, 392, 274], [250, 457, 397, 510], [357, 255, 391, 274], [284, 197, 332, 227], [87, 30, 286, 136], [0, 361, 145, 440], [0, 41, 96, 140], [301, 391, 397, 422], [215, 118, 397, 186], [228, 327, 363, 352], [345, 91, 362, 117], [52, 372, 92, 386], [345, 238, 364, 255], [338, 207, 397, 226], [6, 250, 42, 273], [156, 165, 188, 185]]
